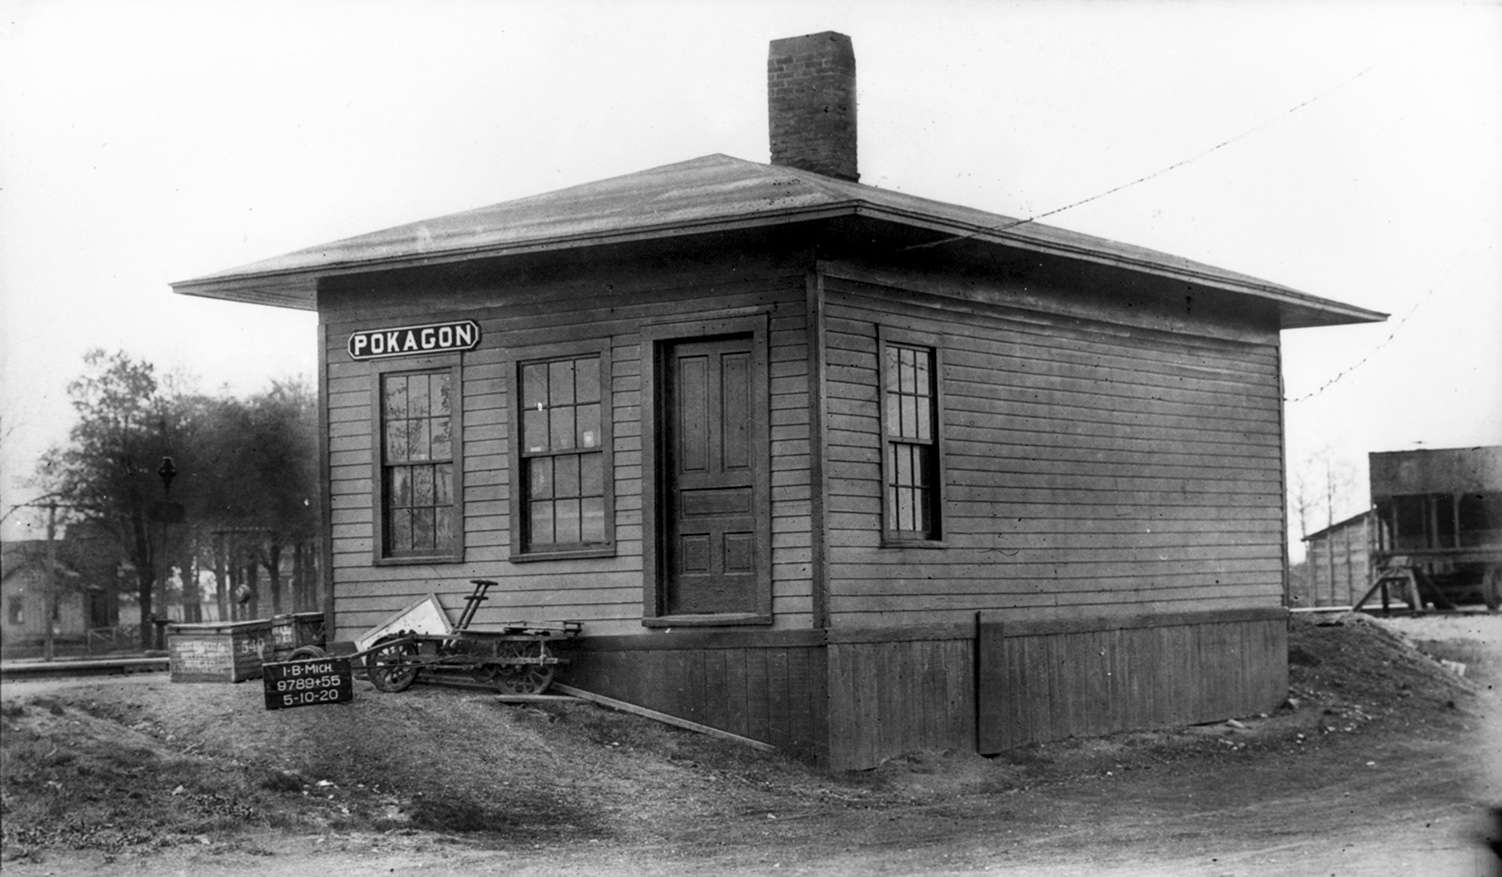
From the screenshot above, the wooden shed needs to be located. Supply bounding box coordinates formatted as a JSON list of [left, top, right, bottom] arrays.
[[174, 32, 1385, 768], [1298, 511, 1376, 609]]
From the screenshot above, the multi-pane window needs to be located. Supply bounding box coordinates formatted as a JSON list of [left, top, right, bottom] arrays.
[[381, 370, 457, 558], [520, 356, 608, 550], [882, 339, 941, 541]]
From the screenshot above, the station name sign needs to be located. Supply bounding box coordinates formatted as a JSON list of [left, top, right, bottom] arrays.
[[348, 320, 481, 361]]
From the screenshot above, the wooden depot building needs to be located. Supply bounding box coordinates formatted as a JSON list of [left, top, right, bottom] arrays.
[[174, 32, 1385, 768]]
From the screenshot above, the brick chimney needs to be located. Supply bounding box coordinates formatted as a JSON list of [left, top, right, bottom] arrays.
[[768, 32, 858, 182]]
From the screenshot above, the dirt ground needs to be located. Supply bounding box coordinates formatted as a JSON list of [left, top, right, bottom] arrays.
[[2, 612, 1500, 877]]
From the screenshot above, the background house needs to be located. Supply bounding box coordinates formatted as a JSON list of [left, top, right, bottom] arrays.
[[175, 33, 1384, 767], [1, 525, 122, 656]]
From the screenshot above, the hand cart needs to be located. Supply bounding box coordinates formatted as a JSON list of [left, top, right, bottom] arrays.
[[289, 580, 582, 695]]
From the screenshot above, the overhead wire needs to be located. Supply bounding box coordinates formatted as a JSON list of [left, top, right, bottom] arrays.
[[1284, 238, 1477, 404], [892, 24, 1460, 404], [901, 29, 1429, 253]]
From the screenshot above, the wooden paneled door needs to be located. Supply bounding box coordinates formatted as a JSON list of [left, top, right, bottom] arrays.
[[663, 335, 761, 615]]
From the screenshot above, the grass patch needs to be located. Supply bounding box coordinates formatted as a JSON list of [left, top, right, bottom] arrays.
[[0, 697, 338, 858]]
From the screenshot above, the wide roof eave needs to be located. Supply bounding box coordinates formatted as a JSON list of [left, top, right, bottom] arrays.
[[171, 154, 1386, 328]]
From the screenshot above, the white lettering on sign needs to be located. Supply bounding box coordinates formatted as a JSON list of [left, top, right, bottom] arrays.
[[262, 658, 354, 711], [347, 320, 482, 361]]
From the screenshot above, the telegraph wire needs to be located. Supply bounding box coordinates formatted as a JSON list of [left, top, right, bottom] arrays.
[[886, 23, 1461, 406], [902, 30, 1427, 253], [1284, 238, 1477, 404]]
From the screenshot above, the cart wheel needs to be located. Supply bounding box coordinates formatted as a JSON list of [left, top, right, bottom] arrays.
[[1484, 567, 1502, 612], [470, 653, 501, 685], [367, 635, 419, 693], [287, 645, 327, 660], [492, 641, 555, 695]]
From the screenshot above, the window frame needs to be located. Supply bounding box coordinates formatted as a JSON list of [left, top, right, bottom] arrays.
[[505, 339, 616, 562], [877, 325, 946, 547], [371, 354, 465, 565]]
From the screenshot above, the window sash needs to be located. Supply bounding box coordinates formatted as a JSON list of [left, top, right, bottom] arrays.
[[879, 334, 942, 542], [378, 367, 460, 560], [523, 450, 607, 548], [509, 346, 614, 558]]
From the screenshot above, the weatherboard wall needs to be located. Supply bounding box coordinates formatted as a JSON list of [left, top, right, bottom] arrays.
[[815, 270, 1287, 627], [318, 248, 818, 642], [811, 263, 1291, 769], [313, 245, 1295, 769]]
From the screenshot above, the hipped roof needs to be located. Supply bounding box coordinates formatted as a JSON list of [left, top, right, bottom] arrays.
[[173, 154, 1385, 329]]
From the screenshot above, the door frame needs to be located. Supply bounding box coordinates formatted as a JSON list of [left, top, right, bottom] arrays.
[[641, 312, 772, 626]]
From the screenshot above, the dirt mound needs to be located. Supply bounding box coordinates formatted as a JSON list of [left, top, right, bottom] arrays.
[[1, 612, 1492, 874], [1291, 611, 1476, 696], [1, 677, 855, 863]]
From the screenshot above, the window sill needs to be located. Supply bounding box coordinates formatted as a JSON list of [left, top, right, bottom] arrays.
[[642, 613, 773, 628], [879, 537, 948, 550], [508, 546, 616, 563], [375, 554, 465, 566]]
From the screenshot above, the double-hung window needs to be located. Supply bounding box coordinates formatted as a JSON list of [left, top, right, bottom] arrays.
[[879, 328, 944, 543], [378, 364, 462, 560], [509, 343, 614, 559]]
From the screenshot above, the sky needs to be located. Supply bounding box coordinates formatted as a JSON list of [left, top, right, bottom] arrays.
[[2, 0, 1499, 555]]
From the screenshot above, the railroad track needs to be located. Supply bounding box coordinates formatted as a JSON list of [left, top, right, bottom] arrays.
[[0, 657, 169, 680]]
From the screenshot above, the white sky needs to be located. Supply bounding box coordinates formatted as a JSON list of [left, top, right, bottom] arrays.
[[2, 0, 1500, 555]]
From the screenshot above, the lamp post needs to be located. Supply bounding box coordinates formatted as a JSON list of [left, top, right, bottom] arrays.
[[148, 456, 184, 650], [157, 456, 176, 494]]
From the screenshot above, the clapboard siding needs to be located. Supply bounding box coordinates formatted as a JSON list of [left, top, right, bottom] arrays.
[[318, 252, 817, 641], [307, 239, 1298, 768], [820, 278, 1284, 627]]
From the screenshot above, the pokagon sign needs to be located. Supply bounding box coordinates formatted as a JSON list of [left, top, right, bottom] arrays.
[[347, 320, 482, 361]]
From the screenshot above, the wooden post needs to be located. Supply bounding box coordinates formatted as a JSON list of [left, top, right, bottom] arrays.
[[292, 542, 306, 613], [44, 502, 58, 662], [214, 531, 227, 622], [267, 538, 283, 616], [245, 556, 259, 619], [1405, 570, 1422, 612]]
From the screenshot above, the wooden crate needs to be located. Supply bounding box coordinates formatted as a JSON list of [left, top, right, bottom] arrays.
[[270, 612, 327, 660], [168, 620, 273, 683]]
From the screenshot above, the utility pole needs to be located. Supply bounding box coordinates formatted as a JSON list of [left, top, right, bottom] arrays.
[[44, 502, 58, 662], [1325, 463, 1338, 608]]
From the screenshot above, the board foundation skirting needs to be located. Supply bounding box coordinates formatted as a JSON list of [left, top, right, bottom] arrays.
[[560, 607, 1289, 769], [975, 609, 1290, 755], [561, 639, 830, 762]]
